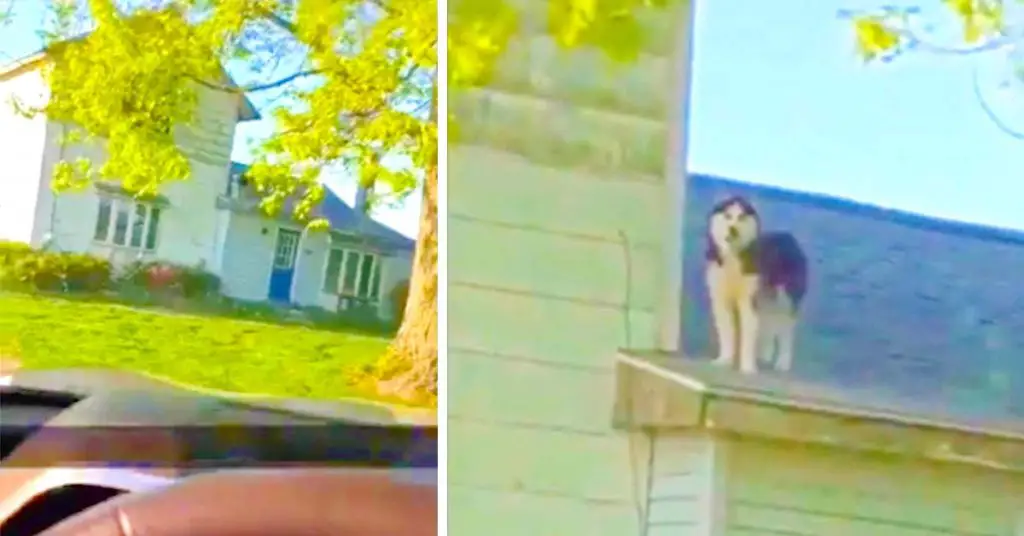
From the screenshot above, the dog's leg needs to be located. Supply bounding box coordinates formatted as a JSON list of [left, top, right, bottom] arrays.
[[753, 288, 777, 365], [707, 268, 736, 366], [757, 315, 777, 365], [710, 300, 736, 366], [737, 275, 761, 374], [776, 314, 797, 372], [774, 291, 797, 372]]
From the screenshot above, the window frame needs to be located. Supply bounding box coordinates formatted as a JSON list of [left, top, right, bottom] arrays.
[[321, 247, 383, 303], [93, 195, 161, 252]]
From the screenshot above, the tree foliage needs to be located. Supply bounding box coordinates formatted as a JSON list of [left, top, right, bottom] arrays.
[[848, 0, 1023, 137], [17, 0, 435, 225], [849, 0, 1007, 61], [448, 0, 675, 95]]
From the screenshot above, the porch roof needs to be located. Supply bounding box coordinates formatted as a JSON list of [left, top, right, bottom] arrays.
[[614, 351, 1024, 473], [228, 162, 415, 253]]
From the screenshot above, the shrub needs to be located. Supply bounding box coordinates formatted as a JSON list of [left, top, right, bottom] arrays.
[[0, 241, 33, 264], [61, 254, 112, 292], [176, 265, 221, 298], [0, 241, 111, 293], [118, 260, 221, 299]]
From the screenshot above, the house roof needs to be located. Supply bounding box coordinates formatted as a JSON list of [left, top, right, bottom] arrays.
[[230, 162, 415, 252], [0, 50, 260, 122], [677, 173, 1024, 426]]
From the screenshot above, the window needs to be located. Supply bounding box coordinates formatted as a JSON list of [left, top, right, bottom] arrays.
[[94, 197, 161, 251], [323, 248, 382, 301]]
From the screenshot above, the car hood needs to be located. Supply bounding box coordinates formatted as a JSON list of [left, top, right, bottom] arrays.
[[3, 367, 435, 427]]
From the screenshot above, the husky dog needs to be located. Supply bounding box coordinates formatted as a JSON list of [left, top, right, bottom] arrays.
[[705, 196, 808, 374]]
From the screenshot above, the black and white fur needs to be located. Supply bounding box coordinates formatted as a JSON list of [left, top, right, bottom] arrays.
[[705, 196, 808, 374]]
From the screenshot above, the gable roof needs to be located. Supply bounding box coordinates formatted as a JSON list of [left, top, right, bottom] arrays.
[[0, 50, 260, 122], [680, 173, 1024, 423], [230, 162, 415, 252], [691, 173, 1024, 247]]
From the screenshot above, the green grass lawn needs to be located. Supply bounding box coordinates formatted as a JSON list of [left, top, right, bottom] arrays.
[[0, 292, 392, 401]]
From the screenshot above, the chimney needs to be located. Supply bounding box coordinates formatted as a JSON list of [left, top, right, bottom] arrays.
[[355, 185, 372, 214]]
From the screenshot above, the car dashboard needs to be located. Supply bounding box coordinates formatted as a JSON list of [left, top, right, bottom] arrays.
[[0, 383, 437, 535]]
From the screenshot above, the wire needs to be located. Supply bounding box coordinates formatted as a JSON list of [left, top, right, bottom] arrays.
[[617, 229, 651, 536]]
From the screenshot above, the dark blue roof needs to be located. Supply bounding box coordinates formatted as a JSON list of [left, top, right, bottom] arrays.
[[681, 173, 1024, 420], [230, 162, 414, 251]]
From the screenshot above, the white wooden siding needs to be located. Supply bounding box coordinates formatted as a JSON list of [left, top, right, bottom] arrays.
[[293, 230, 330, 307], [648, 433, 726, 536], [0, 68, 50, 244], [448, 17, 686, 534], [724, 439, 1020, 536], [219, 213, 283, 302]]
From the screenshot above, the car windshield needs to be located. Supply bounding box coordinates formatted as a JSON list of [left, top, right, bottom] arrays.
[[0, 10, 438, 468]]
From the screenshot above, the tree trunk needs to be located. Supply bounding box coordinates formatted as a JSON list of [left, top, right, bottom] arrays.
[[374, 88, 438, 405], [375, 161, 438, 404]]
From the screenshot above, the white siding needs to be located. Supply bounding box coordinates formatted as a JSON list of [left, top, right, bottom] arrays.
[[447, 0, 693, 532], [293, 229, 330, 307], [724, 439, 1020, 536], [218, 212, 281, 302], [219, 212, 412, 316], [0, 68, 49, 244], [45, 139, 225, 268], [647, 433, 727, 536]]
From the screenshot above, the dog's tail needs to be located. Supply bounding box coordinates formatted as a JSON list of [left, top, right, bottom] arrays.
[[757, 232, 808, 310]]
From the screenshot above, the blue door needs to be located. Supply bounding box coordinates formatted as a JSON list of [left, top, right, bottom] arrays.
[[268, 228, 300, 303]]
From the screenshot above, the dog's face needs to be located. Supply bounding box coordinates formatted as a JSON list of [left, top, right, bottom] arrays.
[[707, 196, 760, 260]]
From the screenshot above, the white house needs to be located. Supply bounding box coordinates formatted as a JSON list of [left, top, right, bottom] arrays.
[[216, 162, 415, 320], [0, 51, 413, 321]]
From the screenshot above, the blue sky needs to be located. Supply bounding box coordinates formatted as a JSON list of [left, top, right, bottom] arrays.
[[689, 0, 1024, 231], [0, 2, 421, 238]]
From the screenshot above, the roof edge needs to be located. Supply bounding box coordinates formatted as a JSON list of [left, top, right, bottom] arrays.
[[691, 173, 1024, 247], [614, 351, 1024, 474]]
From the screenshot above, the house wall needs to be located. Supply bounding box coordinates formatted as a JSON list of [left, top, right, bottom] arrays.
[[721, 437, 1022, 536], [646, 432, 725, 536], [8, 69, 240, 269], [646, 432, 1023, 536], [218, 212, 290, 302], [447, 2, 690, 534], [219, 212, 410, 318], [293, 229, 330, 307], [306, 235, 412, 319], [0, 67, 50, 244]]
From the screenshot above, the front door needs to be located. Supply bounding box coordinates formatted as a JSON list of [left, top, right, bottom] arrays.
[[268, 228, 300, 303]]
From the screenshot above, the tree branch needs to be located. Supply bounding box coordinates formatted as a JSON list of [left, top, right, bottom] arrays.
[[895, 27, 1017, 56], [190, 68, 322, 95], [255, 5, 298, 36], [971, 66, 1024, 140]]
